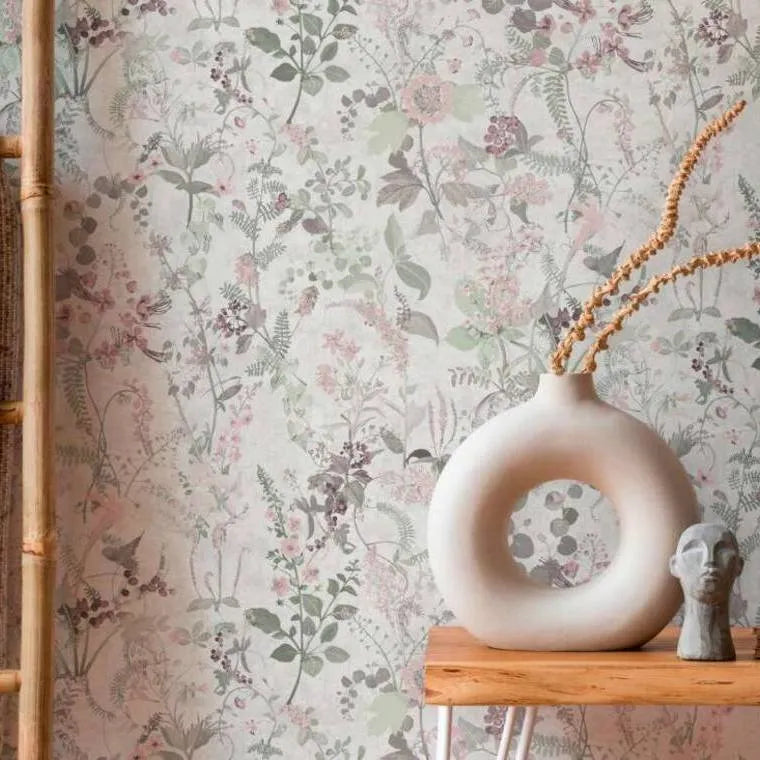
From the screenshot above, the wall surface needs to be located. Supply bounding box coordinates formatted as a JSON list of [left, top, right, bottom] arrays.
[[4, 0, 760, 757]]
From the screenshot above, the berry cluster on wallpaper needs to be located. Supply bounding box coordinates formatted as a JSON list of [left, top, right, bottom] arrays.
[[3, 0, 760, 757]]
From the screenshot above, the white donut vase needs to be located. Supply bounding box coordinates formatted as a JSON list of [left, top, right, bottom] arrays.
[[427, 373, 699, 650]]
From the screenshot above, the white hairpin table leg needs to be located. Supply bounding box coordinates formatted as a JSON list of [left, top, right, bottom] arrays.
[[496, 706, 517, 760], [436, 705, 453, 760], [515, 706, 538, 760]]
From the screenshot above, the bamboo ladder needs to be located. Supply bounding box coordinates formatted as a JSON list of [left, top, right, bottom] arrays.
[[0, 0, 56, 757]]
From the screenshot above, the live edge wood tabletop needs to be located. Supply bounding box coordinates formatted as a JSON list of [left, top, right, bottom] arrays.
[[424, 626, 760, 707]]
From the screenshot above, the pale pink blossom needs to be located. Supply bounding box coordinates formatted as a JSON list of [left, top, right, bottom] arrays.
[[235, 254, 258, 287], [401, 74, 454, 125], [529, 48, 547, 67], [215, 178, 232, 195], [287, 516, 302, 534], [316, 364, 337, 394], [571, 199, 605, 249], [271, 576, 290, 596], [505, 173, 551, 205], [280, 536, 300, 559], [575, 50, 602, 76], [302, 566, 319, 583]]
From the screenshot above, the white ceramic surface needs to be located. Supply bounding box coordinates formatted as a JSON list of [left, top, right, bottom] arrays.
[[427, 373, 700, 650]]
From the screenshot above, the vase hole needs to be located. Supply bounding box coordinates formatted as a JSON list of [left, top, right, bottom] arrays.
[[508, 479, 620, 588]]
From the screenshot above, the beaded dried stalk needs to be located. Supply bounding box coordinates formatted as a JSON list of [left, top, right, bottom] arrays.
[[581, 242, 760, 373], [550, 99, 748, 375]]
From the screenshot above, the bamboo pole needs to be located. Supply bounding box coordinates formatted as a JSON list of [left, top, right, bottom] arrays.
[[0, 401, 22, 425], [0, 669, 21, 694], [0, 137, 21, 159], [18, 0, 56, 757]]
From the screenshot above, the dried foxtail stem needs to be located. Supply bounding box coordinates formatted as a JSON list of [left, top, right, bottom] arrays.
[[550, 99, 747, 375], [581, 242, 760, 373]]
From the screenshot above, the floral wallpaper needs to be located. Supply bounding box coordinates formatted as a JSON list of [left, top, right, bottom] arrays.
[[4, 0, 760, 757]]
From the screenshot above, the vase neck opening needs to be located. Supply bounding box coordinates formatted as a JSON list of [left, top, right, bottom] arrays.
[[536, 373, 598, 403]]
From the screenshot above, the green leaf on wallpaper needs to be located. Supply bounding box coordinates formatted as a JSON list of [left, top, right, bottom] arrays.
[[301, 594, 323, 617], [218, 383, 242, 402], [320, 621, 338, 642], [324, 65, 350, 82], [332, 23, 358, 39], [271, 62, 298, 82], [246, 27, 282, 53], [324, 645, 350, 663], [246, 607, 282, 634], [668, 309, 697, 323], [457, 136, 489, 164], [367, 691, 409, 736], [367, 110, 410, 154], [396, 260, 431, 299], [303, 655, 324, 676], [328, 0, 340, 13], [384, 214, 405, 258], [446, 326, 479, 350], [417, 209, 439, 235], [332, 604, 358, 619], [321, 40, 338, 61], [302, 75, 324, 96], [301, 13, 323, 36], [510, 198, 529, 224], [222, 16, 240, 27], [187, 598, 214, 611], [451, 85, 485, 122], [727, 317, 760, 345], [183, 181, 214, 194], [699, 93, 724, 112], [404, 311, 439, 343], [338, 272, 377, 292], [188, 17, 214, 30], [380, 428, 404, 454], [271, 643, 298, 662], [157, 170, 184, 186]]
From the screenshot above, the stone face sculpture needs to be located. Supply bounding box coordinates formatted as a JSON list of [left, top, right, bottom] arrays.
[[669, 523, 744, 661]]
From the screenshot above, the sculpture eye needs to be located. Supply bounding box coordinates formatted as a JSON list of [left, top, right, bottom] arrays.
[[681, 539, 702, 553]]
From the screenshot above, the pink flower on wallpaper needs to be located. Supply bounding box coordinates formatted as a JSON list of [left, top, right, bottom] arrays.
[[271, 576, 290, 597], [575, 50, 602, 77], [389, 466, 436, 505], [571, 198, 606, 249], [296, 285, 318, 316], [89, 488, 127, 539], [401, 74, 454, 125], [280, 536, 300, 559], [234, 253, 258, 287], [529, 48, 547, 67], [215, 178, 232, 195], [281, 122, 311, 148], [574, 0, 596, 23], [316, 364, 338, 394], [287, 515, 301, 534], [271, 0, 289, 14], [302, 565, 319, 583], [505, 173, 551, 205]]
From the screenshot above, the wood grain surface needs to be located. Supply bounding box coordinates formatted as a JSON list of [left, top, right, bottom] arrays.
[[425, 626, 760, 706]]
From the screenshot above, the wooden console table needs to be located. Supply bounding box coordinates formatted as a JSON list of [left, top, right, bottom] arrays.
[[424, 626, 760, 760]]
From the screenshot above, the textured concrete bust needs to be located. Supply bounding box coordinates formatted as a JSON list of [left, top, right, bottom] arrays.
[[669, 523, 744, 661]]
